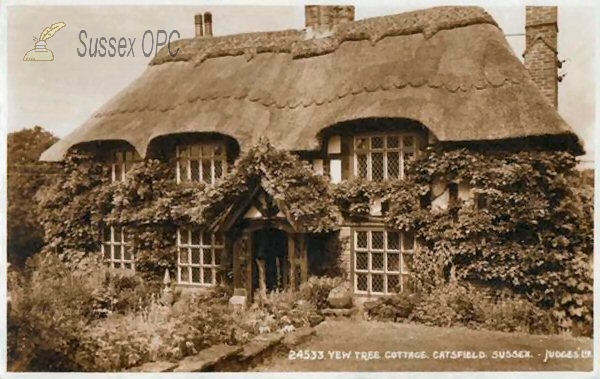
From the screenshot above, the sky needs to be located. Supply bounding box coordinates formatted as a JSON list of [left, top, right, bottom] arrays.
[[5, 2, 597, 165]]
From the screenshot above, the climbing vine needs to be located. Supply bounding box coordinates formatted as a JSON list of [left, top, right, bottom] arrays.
[[36, 143, 593, 332]]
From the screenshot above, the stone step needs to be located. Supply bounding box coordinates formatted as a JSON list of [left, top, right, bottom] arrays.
[[174, 344, 242, 372]]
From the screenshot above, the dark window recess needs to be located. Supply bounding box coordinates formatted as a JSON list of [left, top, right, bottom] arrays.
[[475, 193, 488, 210], [448, 183, 459, 205]]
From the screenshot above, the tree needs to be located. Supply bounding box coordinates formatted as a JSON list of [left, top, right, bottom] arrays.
[[7, 126, 58, 266]]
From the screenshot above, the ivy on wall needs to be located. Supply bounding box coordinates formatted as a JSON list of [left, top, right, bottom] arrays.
[[36, 143, 593, 329]]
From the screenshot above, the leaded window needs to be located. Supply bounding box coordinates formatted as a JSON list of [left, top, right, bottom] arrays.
[[176, 143, 227, 184], [110, 150, 140, 182], [354, 134, 416, 181], [353, 229, 415, 295], [102, 226, 134, 270], [177, 228, 223, 286]]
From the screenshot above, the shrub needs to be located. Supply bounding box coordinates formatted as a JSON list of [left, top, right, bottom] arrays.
[[8, 254, 102, 371], [298, 276, 343, 310], [366, 291, 421, 322], [410, 282, 556, 334]]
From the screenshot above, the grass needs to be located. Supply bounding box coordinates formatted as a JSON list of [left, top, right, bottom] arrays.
[[253, 319, 593, 371]]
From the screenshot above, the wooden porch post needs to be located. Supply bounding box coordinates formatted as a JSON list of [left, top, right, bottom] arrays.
[[288, 232, 296, 290]]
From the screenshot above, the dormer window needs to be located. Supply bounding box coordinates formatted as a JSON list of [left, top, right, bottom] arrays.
[[353, 134, 416, 181], [176, 142, 227, 184], [109, 150, 140, 182]]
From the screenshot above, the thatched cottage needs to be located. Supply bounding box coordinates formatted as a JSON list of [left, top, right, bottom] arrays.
[[41, 6, 582, 304]]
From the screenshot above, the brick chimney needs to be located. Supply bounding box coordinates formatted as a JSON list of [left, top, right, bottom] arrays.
[[194, 12, 213, 37], [524, 6, 559, 108], [305, 5, 354, 33]]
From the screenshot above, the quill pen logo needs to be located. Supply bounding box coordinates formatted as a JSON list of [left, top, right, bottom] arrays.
[[23, 22, 66, 61]]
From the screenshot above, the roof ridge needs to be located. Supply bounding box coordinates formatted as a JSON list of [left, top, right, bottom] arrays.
[[151, 6, 498, 66]]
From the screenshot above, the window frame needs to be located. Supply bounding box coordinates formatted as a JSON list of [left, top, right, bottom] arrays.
[[352, 133, 417, 181], [352, 228, 415, 295], [176, 142, 227, 185], [101, 226, 135, 271], [176, 228, 223, 286], [109, 150, 140, 182]]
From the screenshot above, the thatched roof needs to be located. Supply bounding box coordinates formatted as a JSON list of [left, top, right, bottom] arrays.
[[41, 6, 582, 161]]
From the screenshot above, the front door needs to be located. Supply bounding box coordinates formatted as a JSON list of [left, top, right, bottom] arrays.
[[251, 228, 289, 301]]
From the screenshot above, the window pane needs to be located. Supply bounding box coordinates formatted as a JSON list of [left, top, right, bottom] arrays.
[[387, 275, 400, 293], [356, 231, 368, 249], [214, 144, 224, 156], [178, 159, 188, 182], [114, 164, 122, 181], [372, 252, 384, 270], [372, 274, 384, 293], [387, 232, 400, 250], [214, 160, 223, 179], [124, 263, 133, 270], [103, 227, 112, 242], [372, 153, 384, 181], [190, 160, 200, 181], [191, 267, 201, 283], [179, 229, 189, 245], [202, 160, 212, 183], [214, 249, 222, 265], [387, 136, 399, 148], [403, 135, 415, 148], [190, 145, 201, 158], [214, 233, 223, 246], [191, 248, 201, 264], [180, 267, 190, 283], [123, 246, 132, 261], [387, 152, 400, 179], [103, 244, 111, 260], [355, 137, 368, 150], [371, 136, 384, 149], [387, 253, 400, 272], [402, 253, 413, 273], [179, 249, 189, 264], [179, 146, 188, 158], [191, 230, 201, 245], [202, 231, 212, 245], [372, 231, 384, 250], [202, 248, 213, 265], [357, 154, 368, 178], [356, 274, 368, 291], [356, 252, 368, 270], [403, 230, 415, 250], [203, 268, 213, 284]]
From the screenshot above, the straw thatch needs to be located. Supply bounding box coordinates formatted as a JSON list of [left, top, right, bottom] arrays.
[[41, 6, 581, 161]]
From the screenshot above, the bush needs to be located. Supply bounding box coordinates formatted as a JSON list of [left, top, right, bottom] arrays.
[[8, 253, 102, 371], [365, 291, 420, 322], [298, 276, 343, 310], [410, 282, 556, 334]]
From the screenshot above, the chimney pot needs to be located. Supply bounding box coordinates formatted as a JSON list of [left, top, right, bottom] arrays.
[[195, 13, 204, 37], [204, 12, 213, 37]]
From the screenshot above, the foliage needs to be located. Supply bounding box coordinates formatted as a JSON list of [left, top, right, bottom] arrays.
[[365, 291, 421, 322], [8, 253, 104, 371], [388, 149, 593, 335], [189, 139, 339, 232], [409, 282, 555, 335], [7, 126, 58, 266], [298, 276, 343, 310]]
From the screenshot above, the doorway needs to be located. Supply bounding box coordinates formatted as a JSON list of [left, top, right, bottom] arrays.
[[251, 228, 289, 298]]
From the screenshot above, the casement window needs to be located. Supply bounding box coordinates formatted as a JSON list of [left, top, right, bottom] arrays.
[[353, 134, 417, 181], [177, 228, 223, 286], [110, 150, 140, 182], [176, 143, 227, 184], [353, 229, 415, 295], [102, 226, 134, 270]]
